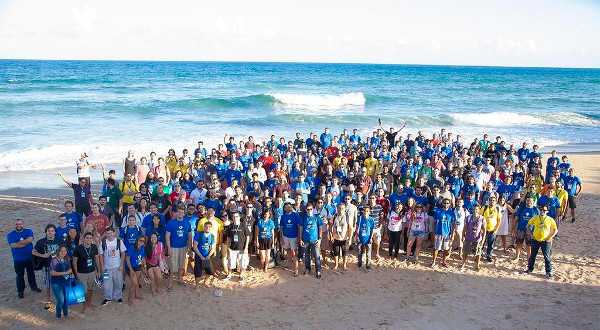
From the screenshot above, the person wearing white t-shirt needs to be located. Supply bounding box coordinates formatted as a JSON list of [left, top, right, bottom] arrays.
[[98, 227, 126, 305]]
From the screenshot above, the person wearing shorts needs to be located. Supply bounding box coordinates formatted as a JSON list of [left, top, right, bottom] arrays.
[[356, 206, 375, 270], [255, 209, 275, 273], [165, 207, 192, 290], [193, 222, 215, 288], [512, 197, 539, 262], [224, 212, 251, 281], [563, 168, 582, 223], [431, 199, 455, 268], [405, 205, 429, 262], [279, 203, 301, 276], [72, 232, 100, 313]]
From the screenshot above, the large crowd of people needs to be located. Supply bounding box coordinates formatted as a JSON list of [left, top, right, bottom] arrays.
[[7, 124, 583, 320]]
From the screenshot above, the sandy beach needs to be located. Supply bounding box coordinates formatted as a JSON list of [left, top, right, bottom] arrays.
[[0, 153, 598, 330]]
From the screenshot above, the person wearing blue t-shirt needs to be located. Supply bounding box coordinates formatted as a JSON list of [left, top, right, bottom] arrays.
[[56, 214, 70, 242], [62, 200, 82, 233], [6, 219, 41, 298], [255, 210, 275, 272], [431, 199, 456, 268], [356, 207, 375, 270], [320, 128, 333, 148], [299, 204, 323, 278], [120, 215, 143, 252], [183, 204, 200, 234], [125, 236, 146, 304], [563, 168, 582, 223], [513, 197, 539, 261], [192, 222, 216, 288], [165, 207, 192, 290], [279, 203, 301, 276]]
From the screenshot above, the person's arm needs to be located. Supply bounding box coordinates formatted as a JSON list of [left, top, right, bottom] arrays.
[[298, 224, 304, 246], [575, 180, 582, 196], [119, 249, 126, 271], [57, 172, 73, 188], [187, 231, 193, 251], [11, 236, 33, 248], [72, 256, 79, 277], [94, 254, 101, 277], [271, 228, 275, 249], [192, 240, 201, 258], [125, 252, 133, 270], [50, 262, 73, 276], [165, 231, 171, 256]]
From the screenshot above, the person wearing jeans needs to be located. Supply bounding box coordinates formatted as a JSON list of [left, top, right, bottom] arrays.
[[49, 246, 72, 319], [526, 206, 558, 279], [6, 219, 41, 299], [299, 203, 323, 279], [482, 197, 501, 262]]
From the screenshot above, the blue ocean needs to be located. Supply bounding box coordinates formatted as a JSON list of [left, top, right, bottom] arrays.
[[1, 60, 599, 188]]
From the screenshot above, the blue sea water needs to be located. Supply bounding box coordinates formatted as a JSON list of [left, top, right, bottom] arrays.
[[0, 60, 599, 187]]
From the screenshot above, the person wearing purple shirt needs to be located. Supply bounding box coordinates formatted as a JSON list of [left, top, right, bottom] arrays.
[[460, 206, 486, 271]]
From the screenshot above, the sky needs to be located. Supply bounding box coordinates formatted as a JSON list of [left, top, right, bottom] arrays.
[[0, 0, 599, 68]]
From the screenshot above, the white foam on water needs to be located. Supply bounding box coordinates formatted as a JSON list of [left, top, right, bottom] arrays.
[[269, 92, 366, 110], [449, 111, 599, 127]]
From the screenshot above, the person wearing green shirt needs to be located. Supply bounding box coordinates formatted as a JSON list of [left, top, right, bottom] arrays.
[[525, 206, 557, 279], [105, 178, 123, 226]]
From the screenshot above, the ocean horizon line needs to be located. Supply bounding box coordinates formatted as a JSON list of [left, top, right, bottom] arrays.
[[2, 58, 600, 71]]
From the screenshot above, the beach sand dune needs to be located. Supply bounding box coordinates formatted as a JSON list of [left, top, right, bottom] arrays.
[[1, 155, 598, 330]]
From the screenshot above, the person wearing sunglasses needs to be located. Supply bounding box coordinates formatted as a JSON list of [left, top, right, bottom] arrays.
[[525, 206, 557, 279]]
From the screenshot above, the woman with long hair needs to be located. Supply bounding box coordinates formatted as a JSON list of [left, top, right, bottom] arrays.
[[49, 245, 72, 320], [255, 209, 275, 272], [145, 232, 165, 295], [125, 236, 147, 305]]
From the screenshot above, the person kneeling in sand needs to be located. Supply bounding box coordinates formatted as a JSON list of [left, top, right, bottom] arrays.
[[460, 206, 486, 271], [193, 222, 216, 288]]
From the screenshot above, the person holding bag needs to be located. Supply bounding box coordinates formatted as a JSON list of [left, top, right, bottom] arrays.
[[49, 245, 72, 320]]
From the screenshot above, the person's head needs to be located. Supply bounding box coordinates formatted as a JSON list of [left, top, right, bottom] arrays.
[[99, 195, 107, 206], [442, 198, 451, 209], [105, 227, 116, 240], [488, 195, 497, 206], [135, 235, 146, 249], [344, 194, 353, 204], [57, 245, 68, 259], [150, 232, 159, 245], [64, 200, 74, 212], [125, 173, 133, 182], [369, 195, 377, 206], [203, 221, 212, 233], [150, 215, 160, 228], [363, 205, 371, 217], [176, 206, 185, 219], [187, 204, 196, 215], [127, 204, 136, 216], [262, 209, 272, 220], [78, 177, 88, 187], [45, 223, 56, 238], [58, 214, 67, 226], [127, 214, 137, 227], [394, 202, 403, 212], [456, 198, 464, 207], [68, 228, 77, 239], [83, 231, 93, 246], [539, 205, 549, 215]]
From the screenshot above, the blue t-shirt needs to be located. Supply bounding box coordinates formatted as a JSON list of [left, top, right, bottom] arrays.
[[224, 169, 242, 186], [7, 229, 34, 261], [280, 212, 300, 238], [127, 245, 146, 268], [356, 216, 375, 245], [166, 219, 192, 248], [56, 226, 70, 242], [563, 175, 581, 196], [183, 215, 199, 233], [194, 231, 214, 257], [301, 215, 323, 243], [320, 133, 333, 148], [62, 211, 82, 232], [120, 226, 143, 251], [433, 208, 455, 237], [537, 196, 561, 219], [447, 176, 464, 197], [516, 206, 539, 231], [142, 213, 165, 231], [256, 218, 275, 240]]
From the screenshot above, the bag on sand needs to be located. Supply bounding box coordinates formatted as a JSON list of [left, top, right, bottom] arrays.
[[66, 278, 86, 305]]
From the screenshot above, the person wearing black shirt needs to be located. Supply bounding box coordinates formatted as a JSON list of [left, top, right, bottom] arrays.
[[223, 212, 252, 281], [32, 224, 61, 307], [72, 232, 100, 312]]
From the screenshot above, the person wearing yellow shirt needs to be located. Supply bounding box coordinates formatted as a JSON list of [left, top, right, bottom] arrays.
[[363, 151, 379, 177], [482, 196, 501, 262], [554, 181, 569, 222], [525, 206, 557, 279], [119, 173, 139, 217], [196, 207, 224, 272]]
